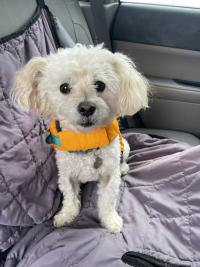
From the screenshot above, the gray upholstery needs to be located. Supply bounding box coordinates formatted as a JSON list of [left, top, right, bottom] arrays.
[[46, 0, 93, 45], [0, 0, 37, 38], [0, 0, 93, 45], [113, 41, 200, 83], [53, 17, 75, 48], [129, 128, 200, 146]]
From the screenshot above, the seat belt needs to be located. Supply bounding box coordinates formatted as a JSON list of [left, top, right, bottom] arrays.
[[90, 0, 129, 130], [90, 0, 112, 50]]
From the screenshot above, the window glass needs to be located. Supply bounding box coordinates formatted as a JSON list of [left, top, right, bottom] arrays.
[[121, 0, 200, 8]]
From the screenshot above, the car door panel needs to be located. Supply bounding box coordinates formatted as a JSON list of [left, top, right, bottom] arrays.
[[112, 3, 200, 51], [113, 41, 200, 82], [111, 2, 200, 137]]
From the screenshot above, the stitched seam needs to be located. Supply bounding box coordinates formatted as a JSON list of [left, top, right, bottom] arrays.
[[125, 174, 155, 248], [0, 150, 54, 215], [122, 210, 193, 221], [0, 12, 53, 186], [126, 169, 199, 188], [140, 157, 179, 255], [139, 155, 195, 262], [178, 159, 196, 261], [29, 14, 44, 55], [0, 122, 47, 158], [124, 175, 155, 255], [0, 70, 49, 223], [0, 7, 57, 252], [2, 89, 49, 182], [0, 14, 42, 52], [73, 22, 91, 43], [141, 187, 155, 252], [0, 171, 34, 223], [0, 191, 20, 212], [40, 9, 56, 50]]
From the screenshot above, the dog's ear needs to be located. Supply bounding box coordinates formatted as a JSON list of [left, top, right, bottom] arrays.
[[113, 52, 149, 117], [11, 57, 47, 114]]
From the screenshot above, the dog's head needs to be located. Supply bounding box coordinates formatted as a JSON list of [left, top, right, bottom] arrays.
[[11, 44, 148, 132]]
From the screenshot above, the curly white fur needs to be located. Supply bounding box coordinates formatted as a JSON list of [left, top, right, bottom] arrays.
[[11, 44, 148, 233]]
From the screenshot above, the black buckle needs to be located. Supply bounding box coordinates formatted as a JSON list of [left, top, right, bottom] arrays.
[[121, 252, 191, 267]]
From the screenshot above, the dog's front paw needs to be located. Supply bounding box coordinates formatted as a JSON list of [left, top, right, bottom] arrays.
[[53, 206, 80, 228], [101, 212, 123, 234], [120, 162, 129, 176]]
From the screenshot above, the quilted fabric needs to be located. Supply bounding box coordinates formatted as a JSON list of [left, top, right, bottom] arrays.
[[4, 133, 200, 267], [0, 7, 59, 251]]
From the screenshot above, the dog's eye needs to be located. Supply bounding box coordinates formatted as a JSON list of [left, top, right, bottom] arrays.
[[60, 83, 71, 94], [95, 81, 105, 93]]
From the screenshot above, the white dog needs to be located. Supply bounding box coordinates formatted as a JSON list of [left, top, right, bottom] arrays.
[[11, 45, 148, 233]]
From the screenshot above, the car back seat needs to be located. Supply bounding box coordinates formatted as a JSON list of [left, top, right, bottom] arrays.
[[1, 0, 200, 146]]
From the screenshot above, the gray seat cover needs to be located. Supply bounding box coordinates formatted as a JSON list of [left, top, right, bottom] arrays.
[[3, 132, 200, 267], [0, 4, 60, 252]]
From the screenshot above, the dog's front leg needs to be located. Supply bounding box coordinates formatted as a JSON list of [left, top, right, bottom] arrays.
[[54, 174, 80, 228], [54, 152, 80, 228], [98, 167, 123, 233]]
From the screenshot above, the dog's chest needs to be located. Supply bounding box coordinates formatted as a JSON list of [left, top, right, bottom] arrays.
[[68, 151, 104, 182], [56, 137, 120, 183]]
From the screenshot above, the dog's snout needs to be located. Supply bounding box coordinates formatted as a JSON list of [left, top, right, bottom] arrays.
[[78, 102, 96, 117]]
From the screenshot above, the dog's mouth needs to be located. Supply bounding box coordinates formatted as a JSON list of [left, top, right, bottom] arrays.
[[79, 117, 96, 128], [80, 121, 94, 127]]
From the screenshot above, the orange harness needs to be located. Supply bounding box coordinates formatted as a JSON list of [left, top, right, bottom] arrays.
[[46, 118, 124, 152]]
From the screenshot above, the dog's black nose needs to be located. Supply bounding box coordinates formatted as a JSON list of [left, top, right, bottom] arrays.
[[78, 102, 96, 117]]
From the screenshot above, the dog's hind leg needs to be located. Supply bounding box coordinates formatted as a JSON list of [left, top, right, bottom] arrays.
[[120, 138, 130, 176]]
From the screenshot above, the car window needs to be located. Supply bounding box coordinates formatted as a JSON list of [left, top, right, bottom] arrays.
[[120, 0, 200, 8]]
